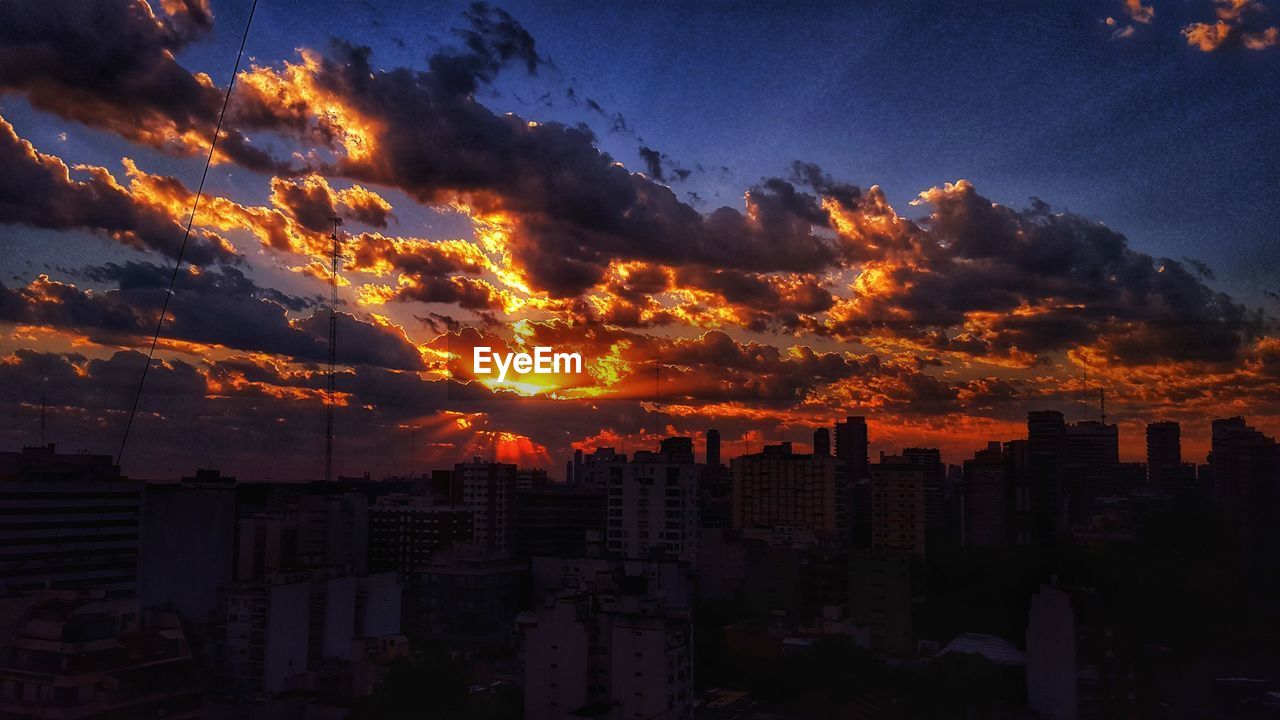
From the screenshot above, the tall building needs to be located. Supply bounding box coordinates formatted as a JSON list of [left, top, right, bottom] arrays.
[[140, 469, 236, 623], [454, 457, 517, 554], [848, 549, 915, 656], [706, 428, 721, 466], [1064, 420, 1120, 520], [1027, 411, 1066, 541], [1209, 416, 1279, 511], [515, 484, 606, 559], [903, 447, 948, 553], [367, 495, 472, 574], [834, 416, 869, 481], [0, 444, 140, 598], [964, 442, 1008, 547], [607, 455, 699, 562], [870, 454, 927, 557], [813, 427, 831, 457], [731, 444, 844, 546], [1146, 421, 1181, 482], [659, 436, 695, 464]]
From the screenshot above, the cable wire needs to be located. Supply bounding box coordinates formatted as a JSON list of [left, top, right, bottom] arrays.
[[115, 0, 260, 469]]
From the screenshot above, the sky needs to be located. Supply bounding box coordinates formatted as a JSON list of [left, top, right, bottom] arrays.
[[0, 0, 1277, 480]]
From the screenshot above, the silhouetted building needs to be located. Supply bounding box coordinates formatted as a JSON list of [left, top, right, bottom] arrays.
[[455, 457, 517, 554], [964, 442, 1008, 547], [813, 427, 831, 457], [0, 444, 139, 598], [516, 467, 549, 491], [835, 416, 869, 481], [659, 436, 695, 464], [903, 447, 950, 553], [870, 454, 926, 557], [1064, 420, 1120, 520], [140, 470, 236, 623], [1028, 411, 1066, 541], [405, 550, 527, 646], [1209, 416, 1279, 512], [367, 495, 472, 574], [731, 444, 844, 546], [848, 549, 915, 656], [706, 428, 721, 466], [515, 485, 606, 559], [1146, 421, 1181, 485]]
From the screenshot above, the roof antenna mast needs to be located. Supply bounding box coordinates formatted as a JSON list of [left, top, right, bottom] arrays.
[[325, 216, 343, 483]]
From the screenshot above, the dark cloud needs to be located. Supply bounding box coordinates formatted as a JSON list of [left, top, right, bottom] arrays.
[[1, 262, 425, 370], [0, 0, 279, 170], [0, 116, 235, 265]]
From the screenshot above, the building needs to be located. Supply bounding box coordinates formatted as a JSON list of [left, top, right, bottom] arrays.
[[140, 469, 237, 623], [1064, 420, 1120, 521], [404, 550, 527, 646], [367, 494, 472, 574], [0, 590, 202, 719], [848, 549, 915, 656], [1209, 416, 1279, 511], [455, 457, 518, 554], [870, 454, 926, 557], [659, 436, 695, 464], [516, 468, 550, 491], [220, 569, 402, 696], [515, 484, 606, 559], [608, 454, 700, 562], [813, 427, 831, 457], [963, 442, 1008, 547], [731, 443, 844, 546], [902, 447, 949, 553], [0, 444, 140, 598], [1145, 421, 1181, 484], [1027, 411, 1066, 541], [834, 416, 869, 481], [706, 428, 721, 466], [521, 563, 693, 720]]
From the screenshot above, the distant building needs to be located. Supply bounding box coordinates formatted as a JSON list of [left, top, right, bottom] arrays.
[[607, 453, 700, 562], [1209, 416, 1279, 511], [1064, 420, 1120, 521], [813, 427, 831, 457], [1145, 421, 1181, 484], [367, 494, 472, 574], [455, 457, 518, 554], [516, 467, 550, 491], [706, 428, 721, 466], [848, 549, 915, 656], [834, 416, 869, 481], [0, 444, 140, 598], [515, 484, 606, 559], [870, 454, 926, 558], [963, 442, 1008, 547], [659, 436, 695, 464], [1028, 411, 1067, 540], [731, 444, 844, 546], [404, 550, 527, 646]]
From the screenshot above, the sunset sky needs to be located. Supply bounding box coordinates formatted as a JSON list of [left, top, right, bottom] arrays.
[[1, 0, 1277, 480]]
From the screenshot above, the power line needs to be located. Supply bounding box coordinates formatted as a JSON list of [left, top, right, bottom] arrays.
[[114, 0, 260, 469]]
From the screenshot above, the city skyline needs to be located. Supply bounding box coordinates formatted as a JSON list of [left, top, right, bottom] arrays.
[[0, 0, 1278, 481]]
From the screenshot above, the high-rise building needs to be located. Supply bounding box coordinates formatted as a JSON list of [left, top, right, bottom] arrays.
[[834, 416, 869, 481], [607, 455, 699, 562], [515, 485, 606, 559], [1064, 420, 1120, 520], [903, 447, 948, 553], [1146, 421, 1181, 482], [731, 444, 844, 546], [455, 457, 518, 554], [1027, 411, 1066, 540], [140, 469, 236, 623], [367, 495, 472, 574], [0, 444, 139, 598], [706, 428, 721, 466], [813, 427, 831, 457], [870, 454, 927, 557], [964, 442, 1008, 547], [1209, 416, 1279, 511], [659, 436, 695, 464]]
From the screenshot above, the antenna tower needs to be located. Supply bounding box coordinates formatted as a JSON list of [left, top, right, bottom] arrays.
[[325, 216, 343, 483]]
